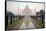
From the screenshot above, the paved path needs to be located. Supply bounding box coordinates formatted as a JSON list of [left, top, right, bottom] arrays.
[[18, 16, 36, 29], [8, 16, 36, 30]]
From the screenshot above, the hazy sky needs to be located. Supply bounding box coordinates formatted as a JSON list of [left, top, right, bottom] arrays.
[[7, 1, 44, 16]]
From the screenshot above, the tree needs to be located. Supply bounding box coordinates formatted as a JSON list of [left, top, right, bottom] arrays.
[[36, 12, 39, 16], [6, 11, 15, 24], [36, 12, 39, 20], [40, 9, 44, 23]]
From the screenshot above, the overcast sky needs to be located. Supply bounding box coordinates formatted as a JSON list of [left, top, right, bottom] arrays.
[[7, 1, 44, 16]]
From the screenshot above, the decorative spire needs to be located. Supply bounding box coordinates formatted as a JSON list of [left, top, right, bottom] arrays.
[[25, 5, 29, 9]]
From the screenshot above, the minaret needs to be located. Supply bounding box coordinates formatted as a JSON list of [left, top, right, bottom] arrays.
[[35, 8, 36, 16], [18, 6, 19, 15]]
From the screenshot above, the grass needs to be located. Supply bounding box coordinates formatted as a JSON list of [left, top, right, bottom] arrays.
[[8, 17, 23, 29], [31, 16, 45, 28], [36, 20, 43, 28]]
